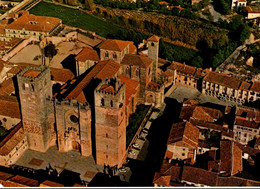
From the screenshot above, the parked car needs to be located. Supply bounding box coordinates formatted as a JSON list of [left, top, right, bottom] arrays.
[[118, 168, 127, 173], [133, 143, 140, 149], [128, 150, 136, 155]]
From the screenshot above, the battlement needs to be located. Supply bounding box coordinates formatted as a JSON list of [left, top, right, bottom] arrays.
[[55, 98, 89, 110], [18, 66, 49, 82], [95, 77, 124, 97]]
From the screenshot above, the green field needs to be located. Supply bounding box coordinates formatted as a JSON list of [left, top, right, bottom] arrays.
[[29, 1, 123, 37]]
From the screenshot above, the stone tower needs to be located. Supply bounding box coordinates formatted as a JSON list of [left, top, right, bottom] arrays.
[[147, 35, 160, 81], [17, 66, 54, 152], [94, 77, 126, 167]]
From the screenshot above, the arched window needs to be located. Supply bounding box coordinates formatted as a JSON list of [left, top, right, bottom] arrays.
[[151, 42, 154, 46], [126, 66, 130, 76], [110, 100, 113, 107], [105, 51, 109, 58], [135, 68, 140, 77], [113, 53, 117, 59], [101, 98, 105, 106]]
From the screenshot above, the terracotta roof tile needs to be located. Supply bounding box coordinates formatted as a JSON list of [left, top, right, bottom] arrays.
[[239, 81, 251, 91], [0, 78, 15, 97], [153, 160, 181, 186], [235, 116, 259, 129], [98, 39, 132, 52], [0, 96, 20, 119], [168, 62, 196, 75], [203, 72, 242, 90], [0, 123, 24, 155], [147, 35, 160, 42], [182, 166, 218, 186], [6, 14, 61, 33], [23, 70, 41, 78], [7, 175, 38, 187], [119, 75, 139, 105], [75, 47, 99, 62], [98, 84, 116, 94], [192, 106, 224, 122], [189, 118, 223, 131], [250, 81, 260, 93], [50, 68, 74, 83], [39, 180, 64, 187], [61, 60, 120, 103], [122, 54, 153, 68], [0, 171, 13, 181], [167, 122, 199, 149], [235, 142, 260, 157]]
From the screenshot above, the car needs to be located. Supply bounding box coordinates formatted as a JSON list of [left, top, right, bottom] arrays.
[[133, 143, 140, 149], [118, 168, 127, 173], [128, 150, 136, 155]]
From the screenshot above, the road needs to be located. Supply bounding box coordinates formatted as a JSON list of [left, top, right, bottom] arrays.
[[216, 34, 255, 73]]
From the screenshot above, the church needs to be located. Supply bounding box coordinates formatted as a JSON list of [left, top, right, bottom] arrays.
[[8, 35, 166, 168]]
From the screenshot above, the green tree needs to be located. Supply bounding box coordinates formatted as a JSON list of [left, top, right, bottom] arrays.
[[44, 42, 57, 60], [191, 56, 203, 67]]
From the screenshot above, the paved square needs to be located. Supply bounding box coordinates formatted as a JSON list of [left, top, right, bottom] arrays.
[[15, 146, 103, 183]]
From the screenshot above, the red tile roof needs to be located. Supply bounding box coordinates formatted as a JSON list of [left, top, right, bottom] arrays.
[[50, 68, 75, 83], [0, 96, 20, 119], [7, 175, 38, 187], [119, 75, 139, 105], [182, 166, 218, 186], [121, 54, 153, 68], [147, 35, 160, 42], [153, 160, 181, 186], [98, 84, 116, 94], [40, 180, 64, 187], [75, 47, 99, 62], [250, 81, 260, 93], [236, 106, 260, 123], [192, 106, 224, 122], [23, 70, 41, 78], [189, 118, 223, 131], [0, 123, 24, 156], [220, 140, 242, 176], [204, 72, 242, 90], [167, 122, 199, 149], [98, 39, 133, 52], [235, 116, 259, 129], [168, 62, 196, 75], [61, 60, 120, 103], [6, 14, 61, 33], [0, 171, 13, 181]]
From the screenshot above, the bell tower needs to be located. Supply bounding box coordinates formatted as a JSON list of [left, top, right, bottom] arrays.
[[17, 66, 54, 152], [147, 35, 160, 81], [94, 77, 126, 167]]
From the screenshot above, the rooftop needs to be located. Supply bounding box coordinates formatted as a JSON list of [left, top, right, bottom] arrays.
[[98, 39, 135, 52], [75, 47, 99, 62], [147, 35, 160, 42], [121, 54, 153, 68], [22, 70, 41, 78], [6, 14, 61, 33]]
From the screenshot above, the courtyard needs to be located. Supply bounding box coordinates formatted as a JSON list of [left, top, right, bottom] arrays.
[[15, 146, 103, 184]]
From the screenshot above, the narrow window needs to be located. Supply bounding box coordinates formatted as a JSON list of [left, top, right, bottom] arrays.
[[101, 98, 105, 106]]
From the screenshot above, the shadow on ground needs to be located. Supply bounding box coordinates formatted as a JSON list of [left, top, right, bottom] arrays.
[[128, 97, 182, 186]]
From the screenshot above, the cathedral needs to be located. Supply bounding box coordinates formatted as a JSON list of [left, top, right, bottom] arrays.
[[14, 35, 165, 167]]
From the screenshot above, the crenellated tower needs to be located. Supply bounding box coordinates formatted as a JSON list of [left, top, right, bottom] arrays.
[[94, 77, 126, 167], [17, 66, 55, 152]]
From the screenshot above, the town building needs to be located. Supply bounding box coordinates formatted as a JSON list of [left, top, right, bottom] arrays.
[[231, 0, 247, 9], [1, 12, 62, 41], [165, 122, 199, 162], [202, 71, 260, 104]]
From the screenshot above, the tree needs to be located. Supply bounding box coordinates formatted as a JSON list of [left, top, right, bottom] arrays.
[[85, 0, 95, 11], [44, 42, 57, 60], [191, 56, 203, 67]]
